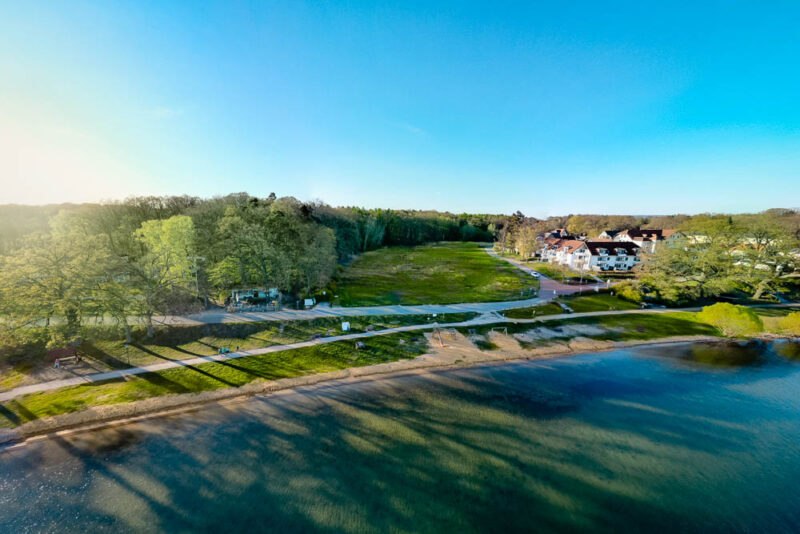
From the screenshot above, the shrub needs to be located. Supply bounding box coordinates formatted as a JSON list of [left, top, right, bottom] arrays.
[[697, 303, 763, 337], [615, 282, 643, 304], [778, 312, 800, 335]]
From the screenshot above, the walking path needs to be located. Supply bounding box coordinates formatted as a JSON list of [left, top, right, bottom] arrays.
[[4, 303, 800, 403], [154, 297, 547, 326], [4, 243, 797, 403], [11, 304, 798, 403], [153, 247, 596, 326]]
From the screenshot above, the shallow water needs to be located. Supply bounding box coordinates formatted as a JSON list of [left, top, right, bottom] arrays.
[[2, 340, 800, 533]]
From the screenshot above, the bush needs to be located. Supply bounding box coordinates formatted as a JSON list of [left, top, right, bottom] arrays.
[[778, 312, 800, 335], [697, 303, 763, 337], [615, 282, 643, 304]]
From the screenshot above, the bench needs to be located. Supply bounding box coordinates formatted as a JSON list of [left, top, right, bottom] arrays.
[[52, 354, 82, 368]]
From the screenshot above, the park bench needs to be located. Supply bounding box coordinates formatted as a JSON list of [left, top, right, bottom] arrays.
[[49, 347, 81, 368]]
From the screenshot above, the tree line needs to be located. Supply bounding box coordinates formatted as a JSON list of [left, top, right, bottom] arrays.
[[0, 193, 500, 347], [498, 209, 800, 304], [637, 211, 800, 303]]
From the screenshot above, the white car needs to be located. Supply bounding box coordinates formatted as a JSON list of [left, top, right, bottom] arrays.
[[530, 271, 541, 278]]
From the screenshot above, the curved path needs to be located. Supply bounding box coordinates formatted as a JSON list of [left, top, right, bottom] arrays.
[[485, 248, 609, 296], [155, 248, 599, 326], [0, 307, 697, 402], [4, 303, 800, 402], [155, 298, 545, 326]]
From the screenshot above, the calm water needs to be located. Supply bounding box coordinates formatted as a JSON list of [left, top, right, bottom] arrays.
[[2, 340, 800, 533]]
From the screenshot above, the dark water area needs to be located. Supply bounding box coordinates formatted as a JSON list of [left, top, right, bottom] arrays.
[[2, 340, 800, 533]]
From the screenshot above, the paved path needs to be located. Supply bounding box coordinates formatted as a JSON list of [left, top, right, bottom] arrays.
[[154, 297, 548, 326], [154, 248, 599, 326], [0, 313, 506, 402], [485, 248, 609, 296], [4, 303, 799, 402]]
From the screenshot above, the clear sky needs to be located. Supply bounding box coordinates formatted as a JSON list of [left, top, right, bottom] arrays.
[[1, 1, 799, 215]]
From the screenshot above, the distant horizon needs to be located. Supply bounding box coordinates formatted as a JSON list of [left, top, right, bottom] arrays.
[[1, 193, 796, 219]]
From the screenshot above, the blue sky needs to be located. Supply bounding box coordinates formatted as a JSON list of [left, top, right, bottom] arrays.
[[1, 1, 798, 215]]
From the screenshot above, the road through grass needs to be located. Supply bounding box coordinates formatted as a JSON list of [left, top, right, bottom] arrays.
[[335, 242, 538, 306]]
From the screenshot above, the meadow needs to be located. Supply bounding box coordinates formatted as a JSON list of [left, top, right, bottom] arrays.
[[335, 242, 537, 306]]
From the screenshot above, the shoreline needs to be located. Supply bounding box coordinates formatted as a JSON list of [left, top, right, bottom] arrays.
[[0, 333, 748, 450]]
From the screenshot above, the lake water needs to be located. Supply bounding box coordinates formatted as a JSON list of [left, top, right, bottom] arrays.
[[2, 340, 800, 533]]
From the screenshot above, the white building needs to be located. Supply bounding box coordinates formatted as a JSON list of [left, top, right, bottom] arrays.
[[613, 228, 679, 253], [540, 239, 641, 272]]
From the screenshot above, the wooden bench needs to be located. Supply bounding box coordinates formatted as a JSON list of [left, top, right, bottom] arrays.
[[48, 347, 81, 368]]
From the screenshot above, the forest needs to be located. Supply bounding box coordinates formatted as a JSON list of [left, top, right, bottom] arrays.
[[2, 195, 798, 350], [0, 193, 500, 346]]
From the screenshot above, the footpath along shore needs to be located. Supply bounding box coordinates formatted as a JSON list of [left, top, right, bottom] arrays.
[[0, 307, 710, 403], [1, 332, 735, 449]]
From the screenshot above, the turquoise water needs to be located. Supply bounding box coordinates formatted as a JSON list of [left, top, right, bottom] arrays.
[[2, 340, 800, 533]]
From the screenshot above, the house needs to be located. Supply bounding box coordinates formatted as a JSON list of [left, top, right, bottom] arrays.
[[540, 239, 587, 269], [613, 228, 679, 253], [597, 229, 621, 240], [542, 228, 572, 240], [584, 241, 641, 271], [540, 239, 641, 272]]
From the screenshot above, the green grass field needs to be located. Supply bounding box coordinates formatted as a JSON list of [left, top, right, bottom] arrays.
[[561, 293, 640, 313], [0, 311, 727, 428], [82, 313, 475, 369], [0, 313, 476, 394], [543, 312, 719, 341], [503, 293, 638, 319], [335, 242, 538, 306], [503, 302, 564, 319], [530, 263, 592, 283], [469, 312, 720, 344], [0, 332, 429, 428]]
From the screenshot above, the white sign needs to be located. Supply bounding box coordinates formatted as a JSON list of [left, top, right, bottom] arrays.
[[341, 321, 351, 332], [304, 298, 315, 308]]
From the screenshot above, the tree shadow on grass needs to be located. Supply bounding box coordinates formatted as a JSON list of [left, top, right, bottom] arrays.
[[0, 403, 21, 426], [81, 343, 139, 370], [126, 345, 240, 388], [79, 344, 228, 396]]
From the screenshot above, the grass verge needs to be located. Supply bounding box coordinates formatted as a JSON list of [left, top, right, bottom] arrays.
[[466, 312, 720, 344], [0, 332, 429, 428], [503, 294, 638, 319]]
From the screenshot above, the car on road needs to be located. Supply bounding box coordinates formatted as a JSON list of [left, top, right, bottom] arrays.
[[530, 271, 541, 278]]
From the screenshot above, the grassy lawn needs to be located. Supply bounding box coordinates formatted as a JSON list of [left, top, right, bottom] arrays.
[[467, 312, 720, 343], [530, 263, 592, 283], [502, 293, 638, 319], [542, 312, 719, 341], [528, 263, 564, 279], [335, 242, 538, 306], [0, 311, 727, 428], [503, 302, 564, 319], [561, 293, 640, 313], [0, 332, 429, 428], [84, 313, 475, 369], [0, 313, 476, 393]]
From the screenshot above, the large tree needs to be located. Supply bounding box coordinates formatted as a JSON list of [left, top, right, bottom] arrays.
[[131, 215, 198, 335]]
